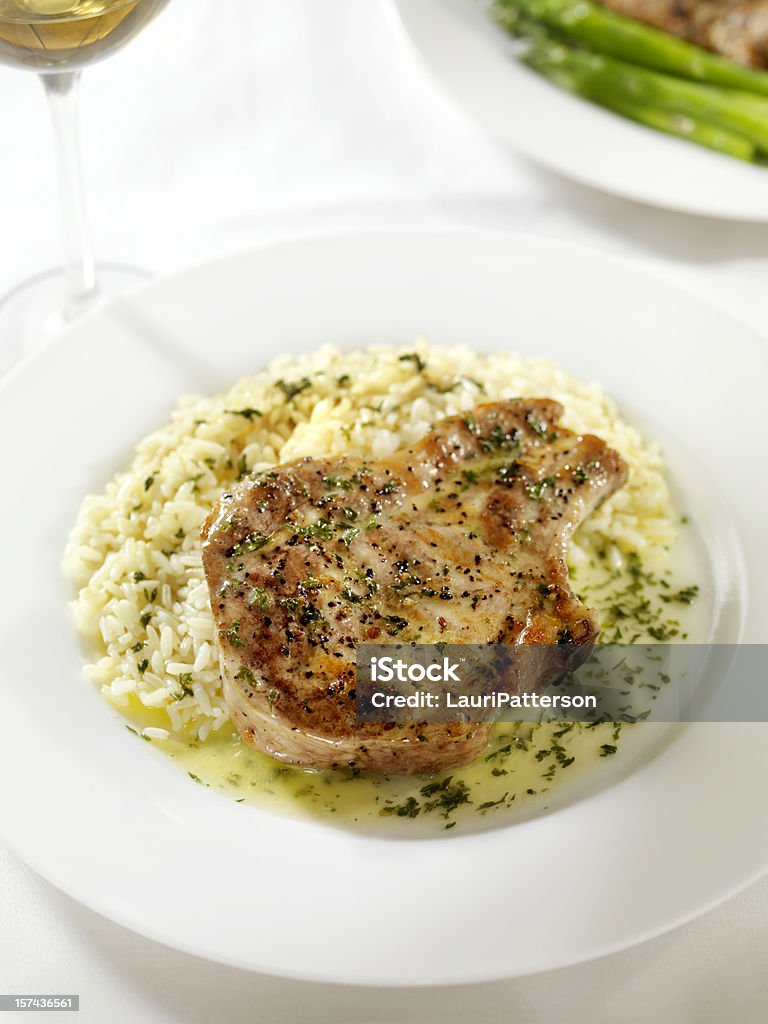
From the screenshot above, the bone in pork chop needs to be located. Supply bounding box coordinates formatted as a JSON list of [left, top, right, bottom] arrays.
[[201, 399, 627, 775], [598, 0, 768, 68]]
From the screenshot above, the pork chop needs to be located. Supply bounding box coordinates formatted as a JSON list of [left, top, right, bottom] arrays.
[[597, 0, 768, 68], [201, 399, 627, 774]]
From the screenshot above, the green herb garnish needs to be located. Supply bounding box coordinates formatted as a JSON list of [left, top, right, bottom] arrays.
[[276, 377, 311, 400]]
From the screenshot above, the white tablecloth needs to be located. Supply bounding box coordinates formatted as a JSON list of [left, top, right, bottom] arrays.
[[1, 1, 767, 1019]]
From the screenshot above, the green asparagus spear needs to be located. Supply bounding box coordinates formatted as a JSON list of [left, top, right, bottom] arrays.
[[587, 94, 755, 161], [537, 44, 756, 158], [617, 102, 755, 159], [496, 0, 768, 96], [524, 37, 768, 153]]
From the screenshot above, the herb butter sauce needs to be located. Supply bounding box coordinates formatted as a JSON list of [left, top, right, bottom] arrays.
[[126, 523, 708, 833]]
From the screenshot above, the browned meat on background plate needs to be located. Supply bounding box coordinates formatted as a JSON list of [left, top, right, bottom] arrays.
[[201, 399, 628, 775], [598, 0, 768, 67]]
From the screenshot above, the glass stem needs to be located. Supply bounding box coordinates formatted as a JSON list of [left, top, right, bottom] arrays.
[[41, 71, 99, 320]]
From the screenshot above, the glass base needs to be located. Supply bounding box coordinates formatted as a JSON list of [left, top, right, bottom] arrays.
[[0, 263, 151, 378]]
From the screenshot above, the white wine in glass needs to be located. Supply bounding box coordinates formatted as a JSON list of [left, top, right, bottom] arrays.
[[0, 0, 169, 369], [0, 0, 168, 71]]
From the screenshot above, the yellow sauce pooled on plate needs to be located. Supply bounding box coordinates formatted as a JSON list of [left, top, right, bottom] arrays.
[[155, 718, 621, 833], [126, 526, 708, 834]]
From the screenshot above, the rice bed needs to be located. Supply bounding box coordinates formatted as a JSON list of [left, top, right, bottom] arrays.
[[64, 341, 675, 741]]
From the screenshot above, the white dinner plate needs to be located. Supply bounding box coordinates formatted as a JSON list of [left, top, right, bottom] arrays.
[[389, 0, 768, 220], [1, 229, 767, 985]]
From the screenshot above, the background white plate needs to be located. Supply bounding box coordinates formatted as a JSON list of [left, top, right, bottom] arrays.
[[389, 0, 768, 221], [0, 229, 767, 985]]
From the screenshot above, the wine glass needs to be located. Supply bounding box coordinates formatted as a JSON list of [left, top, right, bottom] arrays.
[[0, 0, 169, 368]]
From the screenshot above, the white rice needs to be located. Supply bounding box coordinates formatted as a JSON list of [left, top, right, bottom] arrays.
[[64, 340, 675, 739]]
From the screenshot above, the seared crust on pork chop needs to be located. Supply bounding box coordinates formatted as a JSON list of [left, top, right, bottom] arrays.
[[201, 399, 627, 774]]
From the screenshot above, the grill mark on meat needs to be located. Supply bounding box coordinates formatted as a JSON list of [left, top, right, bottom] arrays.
[[598, 0, 768, 67], [200, 399, 628, 775]]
